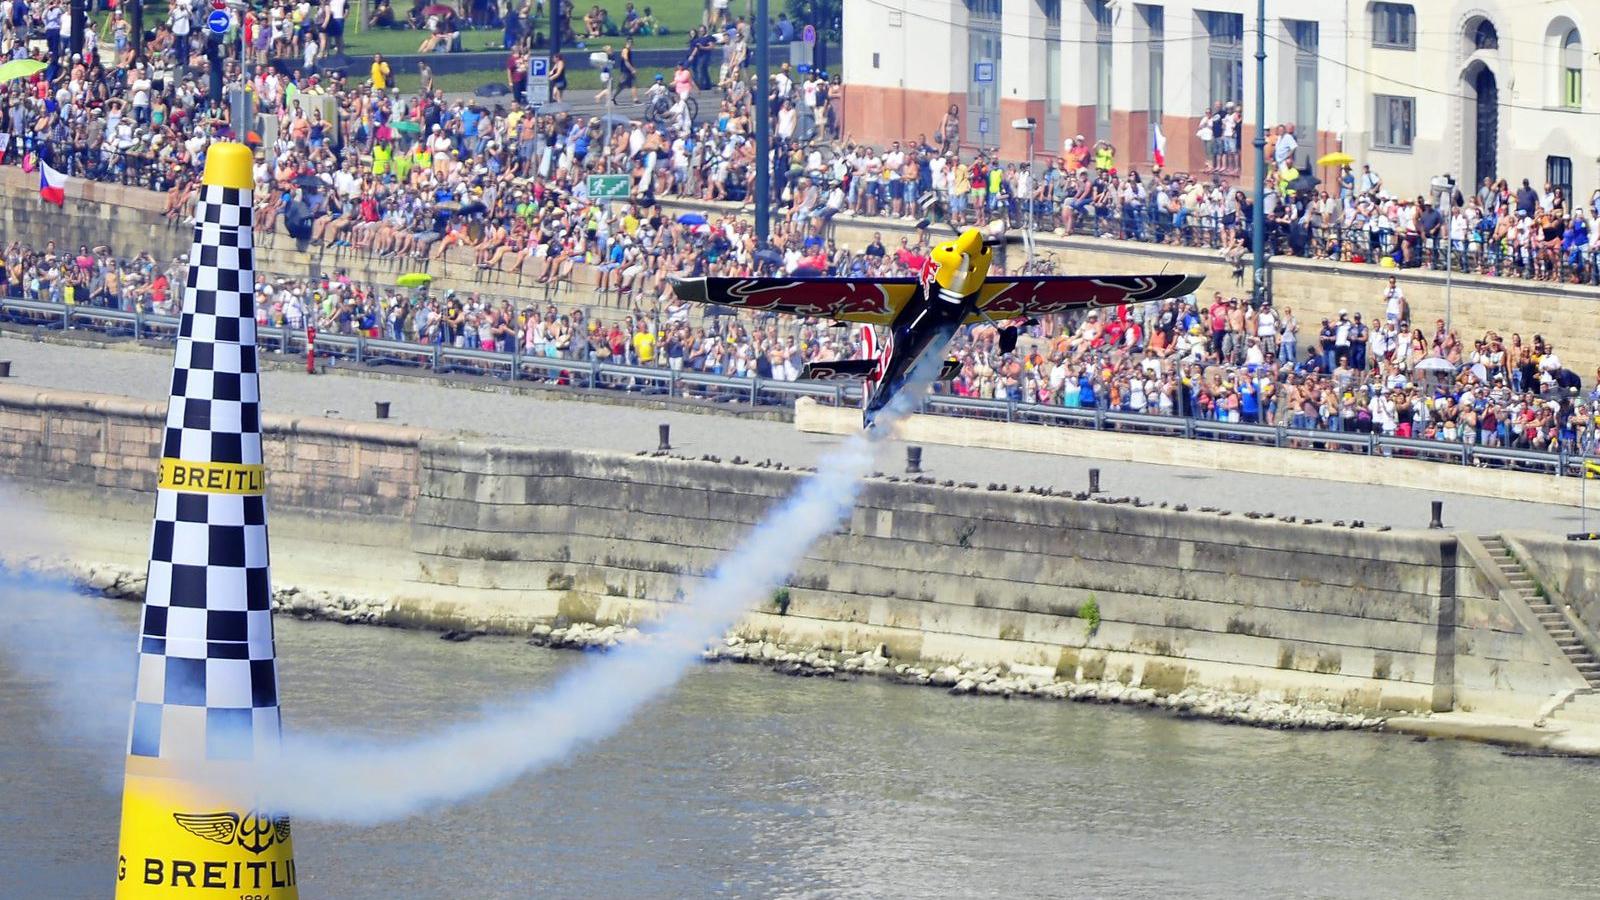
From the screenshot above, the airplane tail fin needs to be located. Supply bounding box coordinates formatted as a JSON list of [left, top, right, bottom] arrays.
[[858, 323, 878, 362]]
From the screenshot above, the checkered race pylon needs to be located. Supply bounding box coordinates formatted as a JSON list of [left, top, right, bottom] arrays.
[[125, 178, 284, 764]]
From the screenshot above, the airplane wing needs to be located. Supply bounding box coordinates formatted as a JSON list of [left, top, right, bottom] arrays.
[[670, 277, 920, 325], [972, 274, 1204, 320]]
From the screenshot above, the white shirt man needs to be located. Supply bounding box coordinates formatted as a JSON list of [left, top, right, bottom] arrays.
[[168, 4, 190, 37]]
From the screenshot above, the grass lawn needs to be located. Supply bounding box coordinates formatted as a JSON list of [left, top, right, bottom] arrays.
[[344, 0, 709, 56]]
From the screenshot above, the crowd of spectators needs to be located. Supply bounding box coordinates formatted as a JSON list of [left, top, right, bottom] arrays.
[[2, 0, 1598, 457], [7, 225, 1597, 457]]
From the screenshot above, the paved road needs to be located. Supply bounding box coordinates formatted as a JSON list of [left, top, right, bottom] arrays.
[[0, 333, 1577, 534]]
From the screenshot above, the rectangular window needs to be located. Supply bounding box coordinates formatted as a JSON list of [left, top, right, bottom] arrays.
[[1203, 11, 1244, 107], [1564, 68, 1582, 109], [1094, 0, 1113, 139], [1372, 3, 1415, 50], [1547, 156, 1573, 201], [967, 24, 1002, 147], [1144, 5, 1164, 160], [965, 0, 1002, 17], [1291, 21, 1318, 163], [1373, 95, 1415, 151], [1046, 40, 1062, 152], [1040, 0, 1061, 27]]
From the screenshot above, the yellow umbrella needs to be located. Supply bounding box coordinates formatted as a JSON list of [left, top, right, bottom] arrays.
[[396, 272, 432, 288], [0, 59, 46, 83], [1317, 151, 1356, 168]]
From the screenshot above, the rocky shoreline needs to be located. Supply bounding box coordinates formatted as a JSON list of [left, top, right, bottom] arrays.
[[43, 559, 1387, 733]]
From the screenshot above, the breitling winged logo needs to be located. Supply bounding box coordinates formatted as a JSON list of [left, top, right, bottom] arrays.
[[173, 811, 292, 855]]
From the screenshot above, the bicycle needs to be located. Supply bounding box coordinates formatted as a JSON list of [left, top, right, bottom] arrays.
[[646, 93, 699, 129], [1018, 251, 1060, 276]]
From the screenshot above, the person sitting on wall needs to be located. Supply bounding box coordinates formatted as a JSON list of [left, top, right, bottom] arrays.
[[369, 0, 396, 28]]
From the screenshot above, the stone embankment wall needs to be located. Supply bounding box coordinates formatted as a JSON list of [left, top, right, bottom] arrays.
[[0, 383, 1586, 716], [7, 167, 1600, 377]]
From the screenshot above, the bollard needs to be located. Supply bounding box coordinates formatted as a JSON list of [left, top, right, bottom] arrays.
[[375, 401, 391, 419], [658, 423, 672, 451], [1429, 500, 1444, 529], [1088, 468, 1101, 494], [0, 360, 11, 378], [906, 445, 923, 474]]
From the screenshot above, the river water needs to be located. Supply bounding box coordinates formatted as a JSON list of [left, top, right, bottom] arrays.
[[4, 600, 1600, 899]]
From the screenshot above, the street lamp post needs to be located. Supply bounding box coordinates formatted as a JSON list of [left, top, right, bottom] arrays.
[[1251, 0, 1266, 306], [226, 0, 253, 139], [1431, 174, 1456, 333], [590, 52, 613, 175], [1012, 117, 1037, 270], [754, 0, 771, 245]]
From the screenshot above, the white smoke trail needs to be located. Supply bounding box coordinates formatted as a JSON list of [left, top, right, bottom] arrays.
[[0, 358, 942, 824], [254, 353, 946, 824], [0, 486, 137, 777], [0, 568, 135, 767]]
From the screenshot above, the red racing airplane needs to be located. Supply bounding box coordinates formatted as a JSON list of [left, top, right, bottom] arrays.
[[670, 227, 1203, 427]]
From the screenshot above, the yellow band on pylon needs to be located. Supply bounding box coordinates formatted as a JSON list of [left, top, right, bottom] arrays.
[[117, 773, 298, 899], [202, 142, 255, 190], [158, 458, 265, 495]]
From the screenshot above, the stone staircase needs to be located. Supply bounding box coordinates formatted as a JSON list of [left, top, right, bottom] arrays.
[[1480, 535, 1600, 689]]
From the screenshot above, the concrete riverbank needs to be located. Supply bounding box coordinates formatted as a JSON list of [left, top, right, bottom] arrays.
[[6, 380, 1600, 749]]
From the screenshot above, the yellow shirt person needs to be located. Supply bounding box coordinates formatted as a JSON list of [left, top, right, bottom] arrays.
[[371, 55, 392, 90]]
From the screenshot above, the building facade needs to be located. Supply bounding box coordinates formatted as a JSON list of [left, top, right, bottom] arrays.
[[840, 1, 1598, 201]]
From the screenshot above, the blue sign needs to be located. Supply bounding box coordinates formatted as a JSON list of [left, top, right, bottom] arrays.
[[206, 9, 230, 35], [529, 56, 549, 78], [978, 115, 990, 135], [974, 60, 994, 83], [802, 24, 816, 45]]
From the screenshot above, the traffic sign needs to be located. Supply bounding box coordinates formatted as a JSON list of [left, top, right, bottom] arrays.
[[587, 174, 630, 200], [978, 115, 990, 135], [206, 9, 230, 34], [802, 24, 816, 45], [525, 55, 550, 107], [974, 60, 994, 83]]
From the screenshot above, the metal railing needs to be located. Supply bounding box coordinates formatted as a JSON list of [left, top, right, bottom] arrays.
[[4, 296, 1592, 479], [0, 299, 854, 410]]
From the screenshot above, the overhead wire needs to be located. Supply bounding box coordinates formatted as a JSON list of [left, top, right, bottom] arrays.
[[850, 0, 1598, 117]]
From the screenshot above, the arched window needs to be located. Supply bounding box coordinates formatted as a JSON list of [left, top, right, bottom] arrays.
[[1562, 29, 1582, 108], [1473, 20, 1499, 51]]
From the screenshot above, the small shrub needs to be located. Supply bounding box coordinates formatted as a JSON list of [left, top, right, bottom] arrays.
[[772, 587, 791, 616], [1081, 594, 1101, 637]]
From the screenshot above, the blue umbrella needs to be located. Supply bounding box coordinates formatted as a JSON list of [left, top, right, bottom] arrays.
[[676, 213, 708, 226]]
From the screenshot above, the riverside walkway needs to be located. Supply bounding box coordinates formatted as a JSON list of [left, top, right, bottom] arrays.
[[0, 333, 1574, 534]]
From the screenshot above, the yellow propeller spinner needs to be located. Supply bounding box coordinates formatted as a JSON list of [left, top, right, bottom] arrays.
[[927, 228, 993, 297]]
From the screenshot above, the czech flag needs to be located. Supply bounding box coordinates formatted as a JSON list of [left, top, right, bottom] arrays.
[[1152, 123, 1167, 168], [39, 160, 66, 206]]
